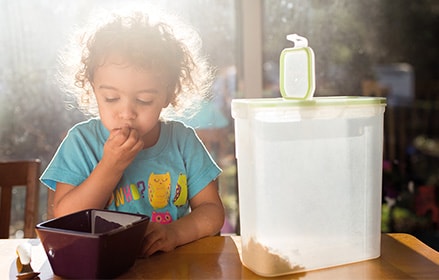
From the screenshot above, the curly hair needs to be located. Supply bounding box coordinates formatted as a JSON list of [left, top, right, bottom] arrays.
[[59, 9, 213, 118]]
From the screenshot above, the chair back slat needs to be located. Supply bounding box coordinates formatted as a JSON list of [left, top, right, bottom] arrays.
[[0, 159, 41, 238], [0, 187, 13, 238]]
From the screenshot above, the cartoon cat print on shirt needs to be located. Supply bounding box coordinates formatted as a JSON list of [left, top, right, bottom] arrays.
[[173, 173, 188, 207], [148, 172, 171, 209], [151, 211, 172, 224]]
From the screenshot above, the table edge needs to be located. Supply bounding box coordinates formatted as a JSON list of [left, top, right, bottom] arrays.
[[387, 233, 439, 265]]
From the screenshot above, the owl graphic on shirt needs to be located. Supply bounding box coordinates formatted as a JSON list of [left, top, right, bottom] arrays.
[[148, 172, 171, 209]]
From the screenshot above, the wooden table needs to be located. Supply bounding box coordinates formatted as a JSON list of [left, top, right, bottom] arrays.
[[1, 233, 438, 279]]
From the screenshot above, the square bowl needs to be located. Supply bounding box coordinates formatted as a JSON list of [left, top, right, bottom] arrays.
[[35, 209, 149, 279]]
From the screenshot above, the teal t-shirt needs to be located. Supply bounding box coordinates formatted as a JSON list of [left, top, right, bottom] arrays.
[[40, 118, 221, 224]]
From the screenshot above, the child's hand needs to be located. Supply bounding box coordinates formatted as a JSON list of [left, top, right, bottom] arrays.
[[102, 126, 144, 171], [142, 222, 179, 256], [140, 182, 224, 256]]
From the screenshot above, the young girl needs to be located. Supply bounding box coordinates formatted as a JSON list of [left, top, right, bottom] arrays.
[[40, 9, 225, 256]]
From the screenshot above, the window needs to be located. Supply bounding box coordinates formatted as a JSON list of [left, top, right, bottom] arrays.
[[2, 0, 438, 238]]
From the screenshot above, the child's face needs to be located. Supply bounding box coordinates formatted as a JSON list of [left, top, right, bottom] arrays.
[[92, 57, 170, 144]]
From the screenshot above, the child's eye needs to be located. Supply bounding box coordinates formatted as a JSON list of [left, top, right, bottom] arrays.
[[137, 99, 153, 105], [105, 97, 119, 103]]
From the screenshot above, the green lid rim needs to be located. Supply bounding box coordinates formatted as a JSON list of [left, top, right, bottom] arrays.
[[232, 96, 387, 108]]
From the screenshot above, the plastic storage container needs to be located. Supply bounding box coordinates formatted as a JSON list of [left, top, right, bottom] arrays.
[[232, 96, 386, 277], [36, 209, 149, 279]]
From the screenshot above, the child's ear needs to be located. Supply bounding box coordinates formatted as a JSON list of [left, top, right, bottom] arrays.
[[163, 94, 171, 108], [90, 82, 96, 93], [163, 88, 175, 108]]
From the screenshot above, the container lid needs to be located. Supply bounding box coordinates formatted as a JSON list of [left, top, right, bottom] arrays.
[[279, 34, 315, 100], [231, 96, 387, 119], [232, 96, 386, 108]]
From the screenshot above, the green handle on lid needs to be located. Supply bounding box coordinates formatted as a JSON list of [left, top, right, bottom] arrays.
[[279, 34, 315, 100]]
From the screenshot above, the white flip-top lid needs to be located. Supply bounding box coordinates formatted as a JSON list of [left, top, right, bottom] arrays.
[[279, 34, 315, 99]]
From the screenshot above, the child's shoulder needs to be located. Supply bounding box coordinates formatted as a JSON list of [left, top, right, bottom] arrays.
[[68, 118, 106, 136], [162, 119, 197, 139], [163, 119, 194, 132], [70, 118, 100, 129]]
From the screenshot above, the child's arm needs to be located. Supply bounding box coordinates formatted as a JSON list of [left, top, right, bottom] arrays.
[[52, 126, 144, 217], [142, 179, 225, 256]]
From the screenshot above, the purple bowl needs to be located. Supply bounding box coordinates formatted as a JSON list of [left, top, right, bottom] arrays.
[[35, 209, 149, 279]]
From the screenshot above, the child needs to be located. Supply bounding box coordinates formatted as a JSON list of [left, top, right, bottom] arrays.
[[40, 8, 225, 256]]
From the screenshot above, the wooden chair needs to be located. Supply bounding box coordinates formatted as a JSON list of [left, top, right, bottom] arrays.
[[0, 159, 41, 238]]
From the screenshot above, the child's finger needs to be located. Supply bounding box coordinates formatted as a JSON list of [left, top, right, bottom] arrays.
[[124, 128, 144, 151], [108, 127, 130, 144]]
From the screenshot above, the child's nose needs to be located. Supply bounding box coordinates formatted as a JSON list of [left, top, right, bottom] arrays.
[[119, 101, 137, 120]]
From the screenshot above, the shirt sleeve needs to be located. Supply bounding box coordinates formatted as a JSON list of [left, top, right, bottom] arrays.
[[175, 122, 222, 199], [40, 123, 102, 190]]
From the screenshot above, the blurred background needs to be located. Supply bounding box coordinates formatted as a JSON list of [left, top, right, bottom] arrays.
[[1, 0, 438, 249]]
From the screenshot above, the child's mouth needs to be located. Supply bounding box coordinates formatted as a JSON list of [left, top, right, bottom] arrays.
[[121, 124, 133, 129]]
